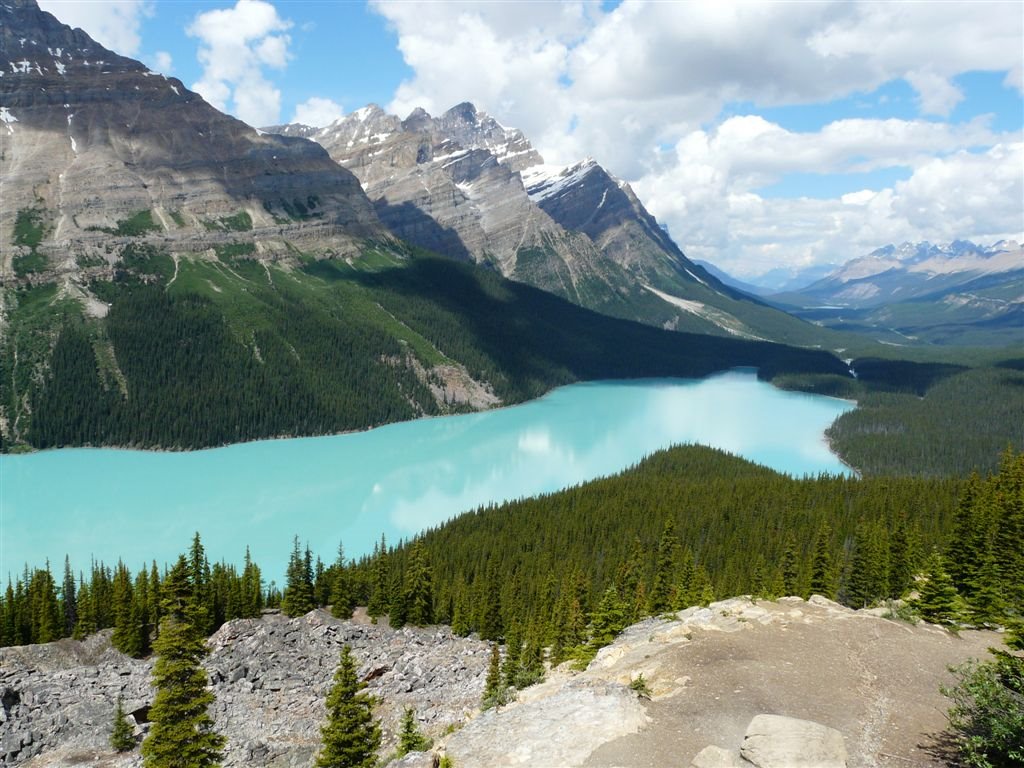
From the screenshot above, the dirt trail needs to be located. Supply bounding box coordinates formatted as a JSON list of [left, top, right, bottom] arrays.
[[583, 597, 997, 767]]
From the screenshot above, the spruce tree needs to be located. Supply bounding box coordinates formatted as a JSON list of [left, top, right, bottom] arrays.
[[316, 645, 381, 768], [140, 616, 224, 767], [781, 538, 800, 597], [688, 564, 715, 607], [810, 525, 836, 599], [110, 695, 136, 752], [481, 642, 504, 710], [397, 707, 429, 756], [111, 562, 138, 655], [281, 537, 316, 618], [914, 552, 960, 626], [329, 542, 353, 619], [404, 540, 433, 626], [61, 556, 77, 637], [648, 518, 680, 613], [367, 536, 388, 621], [588, 585, 627, 650]]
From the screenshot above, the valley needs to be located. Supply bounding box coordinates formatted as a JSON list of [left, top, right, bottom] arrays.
[[1, 2, 1022, 768]]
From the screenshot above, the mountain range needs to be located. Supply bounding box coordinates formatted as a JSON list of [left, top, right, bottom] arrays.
[[0, 0, 845, 452], [767, 240, 1023, 346], [263, 103, 825, 345]]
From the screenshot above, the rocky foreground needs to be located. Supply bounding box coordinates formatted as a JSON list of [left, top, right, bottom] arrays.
[[1, 597, 1001, 767]]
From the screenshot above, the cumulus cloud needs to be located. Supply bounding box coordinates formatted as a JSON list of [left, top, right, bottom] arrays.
[[635, 129, 1023, 278], [39, 0, 151, 57], [292, 97, 344, 127], [372, 0, 1022, 276], [149, 50, 173, 74], [187, 0, 292, 127]]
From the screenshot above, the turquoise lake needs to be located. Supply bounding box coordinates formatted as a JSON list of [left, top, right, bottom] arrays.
[[1, 370, 855, 584]]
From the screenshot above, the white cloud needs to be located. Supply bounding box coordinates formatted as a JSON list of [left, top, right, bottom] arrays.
[[150, 50, 173, 74], [372, 0, 1022, 275], [636, 133, 1023, 278], [292, 97, 344, 127], [39, 0, 151, 57], [187, 0, 292, 127]]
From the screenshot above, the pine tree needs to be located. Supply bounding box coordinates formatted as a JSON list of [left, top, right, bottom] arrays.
[[810, 525, 835, 599], [914, 552, 960, 626], [140, 614, 224, 767], [281, 537, 315, 618], [110, 695, 136, 752], [648, 518, 680, 613], [397, 707, 429, 756], [404, 540, 433, 626], [61, 556, 77, 637], [316, 645, 381, 768]]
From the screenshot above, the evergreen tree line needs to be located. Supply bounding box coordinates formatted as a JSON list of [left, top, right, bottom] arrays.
[[6, 447, 1020, 665], [7, 251, 847, 452], [1, 534, 267, 653], [335, 446, 1023, 665]]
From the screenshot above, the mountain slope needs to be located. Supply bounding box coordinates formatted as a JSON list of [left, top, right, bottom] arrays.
[[268, 104, 829, 346], [0, 0, 387, 288], [9, 249, 848, 451], [0, 0, 849, 453], [769, 240, 1024, 345]]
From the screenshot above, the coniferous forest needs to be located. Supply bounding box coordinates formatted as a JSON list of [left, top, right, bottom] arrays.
[[5, 447, 1022, 663]]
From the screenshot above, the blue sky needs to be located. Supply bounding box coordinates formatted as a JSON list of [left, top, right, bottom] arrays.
[[38, 0, 1024, 278]]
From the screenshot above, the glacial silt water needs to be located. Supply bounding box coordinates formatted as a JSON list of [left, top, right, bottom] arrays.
[[1, 371, 854, 582]]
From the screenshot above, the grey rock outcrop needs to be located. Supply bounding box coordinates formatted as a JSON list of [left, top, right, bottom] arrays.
[[1, 610, 490, 766], [690, 744, 749, 768], [740, 714, 847, 768], [444, 678, 649, 767], [267, 103, 782, 340], [0, 0, 389, 285]]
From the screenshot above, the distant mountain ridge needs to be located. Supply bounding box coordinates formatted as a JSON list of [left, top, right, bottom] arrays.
[[768, 239, 1023, 346], [266, 104, 827, 345]]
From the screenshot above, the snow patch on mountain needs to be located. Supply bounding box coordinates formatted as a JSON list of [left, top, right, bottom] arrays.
[[642, 284, 762, 339], [521, 159, 600, 203]]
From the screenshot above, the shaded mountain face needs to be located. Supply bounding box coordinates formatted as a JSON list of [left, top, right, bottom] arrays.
[[0, 0, 386, 285], [769, 240, 1024, 346], [267, 103, 825, 343]]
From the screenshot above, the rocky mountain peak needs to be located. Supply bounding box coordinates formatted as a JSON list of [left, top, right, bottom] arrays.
[[1, 0, 387, 283]]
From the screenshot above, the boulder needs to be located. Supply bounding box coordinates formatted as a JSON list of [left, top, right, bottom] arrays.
[[690, 744, 749, 767], [740, 714, 847, 768], [383, 752, 438, 768]]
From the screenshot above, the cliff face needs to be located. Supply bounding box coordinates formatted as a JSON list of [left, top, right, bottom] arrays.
[[0, 0, 388, 284], [269, 102, 822, 341]]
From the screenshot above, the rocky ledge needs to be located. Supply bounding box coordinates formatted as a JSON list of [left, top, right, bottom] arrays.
[[2, 609, 489, 767], [1, 597, 1002, 767]]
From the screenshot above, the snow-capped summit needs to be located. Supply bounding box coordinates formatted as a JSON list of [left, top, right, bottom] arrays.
[[262, 102, 801, 341]]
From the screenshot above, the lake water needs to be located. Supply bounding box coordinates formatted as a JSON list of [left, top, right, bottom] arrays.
[[1, 370, 854, 584]]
